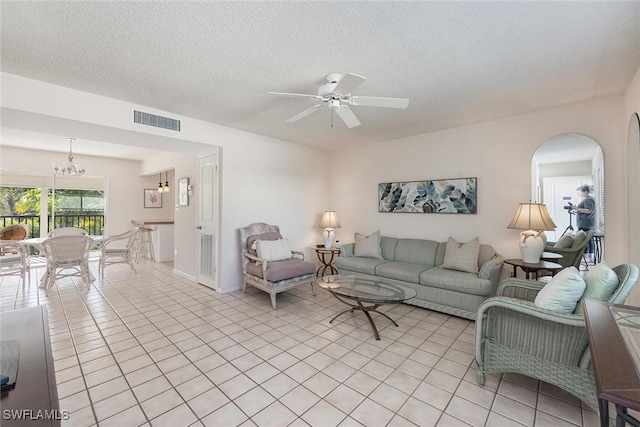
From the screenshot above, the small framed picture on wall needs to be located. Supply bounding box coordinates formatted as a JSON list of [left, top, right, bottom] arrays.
[[144, 189, 162, 208]]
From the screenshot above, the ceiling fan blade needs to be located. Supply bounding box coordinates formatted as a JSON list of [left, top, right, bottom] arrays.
[[333, 73, 366, 96], [335, 105, 361, 128], [350, 96, 409, 109], [268, 92, 324, 101], [285, 104, 324, 123]]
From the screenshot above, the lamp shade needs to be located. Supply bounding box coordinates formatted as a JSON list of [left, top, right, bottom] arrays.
[[319, 211, 342, 228], [507, 203, 557, 231]]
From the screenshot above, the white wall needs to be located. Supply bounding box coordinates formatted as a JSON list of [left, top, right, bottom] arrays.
[[1, 73, 331, 292], [623, 65, 640, 305], [329, 96, 626, 266]]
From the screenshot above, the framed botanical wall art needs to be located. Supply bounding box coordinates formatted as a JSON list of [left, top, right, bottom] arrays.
[[144, 189, 162, 208], [379, 177, 477, 214]]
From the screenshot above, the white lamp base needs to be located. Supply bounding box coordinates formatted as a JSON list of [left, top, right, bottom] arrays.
[[323, 228, 335, 249], [520, 230, 544, 263]]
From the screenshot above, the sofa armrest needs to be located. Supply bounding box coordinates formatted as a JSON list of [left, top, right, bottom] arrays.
[[478, 255, 503, 292], [341, 243, 354, 257]]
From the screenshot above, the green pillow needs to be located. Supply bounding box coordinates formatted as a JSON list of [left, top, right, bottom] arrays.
[[553, 234, 574, 249], [571, 230, 588, 248], [534, 267, 586, 314], [574, 262, 619, 315]]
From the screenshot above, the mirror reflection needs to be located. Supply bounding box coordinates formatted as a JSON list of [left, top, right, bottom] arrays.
[[531, 134, 604, 261]]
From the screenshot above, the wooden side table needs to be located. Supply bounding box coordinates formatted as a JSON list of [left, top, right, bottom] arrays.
[[504, 258, 562, 280], [312, 247, 341, 276]]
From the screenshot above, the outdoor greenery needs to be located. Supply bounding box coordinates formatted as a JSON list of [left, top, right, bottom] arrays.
[[0, 186, 105, 235]]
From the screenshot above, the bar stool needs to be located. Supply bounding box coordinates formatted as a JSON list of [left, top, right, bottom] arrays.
[[134, 227, 155, 263]]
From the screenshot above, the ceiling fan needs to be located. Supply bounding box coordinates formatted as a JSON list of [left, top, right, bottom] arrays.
[[268, 73, 409, 128]]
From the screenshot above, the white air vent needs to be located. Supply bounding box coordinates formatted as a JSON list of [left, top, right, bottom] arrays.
[[133, 110, 180, 131]]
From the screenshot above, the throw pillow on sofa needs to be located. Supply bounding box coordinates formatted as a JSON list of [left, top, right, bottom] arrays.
[[571, 230, 589, 249], [573, 262, 619, 315], [441, 237, 480, 274], [553, 234, 574, 249], [256, 239, 293, 262], [354, 231, 383, 259], [534, 267, 586, 314]]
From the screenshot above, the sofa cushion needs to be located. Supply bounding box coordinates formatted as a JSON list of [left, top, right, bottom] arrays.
[[335, 256, 389, 275], [256, 239, 292, 262], [380, 236, 399, 260], [375, 262, 432, 284], [441, 237, 480, 274], [573, 262, 619, 315], [534, 267, 586, 314], [246, 258, 314, 282], [354, 231, 383, 259], [393, 239, 439, 265], [553, 234, 574, 249], [571, 230, 589, 249], [419, 267, 494, 296], [247, 232, 283, 256]]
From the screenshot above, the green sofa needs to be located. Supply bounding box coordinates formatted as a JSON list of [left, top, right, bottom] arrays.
[[335, 236, 504, 320]]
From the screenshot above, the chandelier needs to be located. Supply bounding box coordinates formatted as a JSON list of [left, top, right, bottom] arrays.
[[54, 138, 85, 176]]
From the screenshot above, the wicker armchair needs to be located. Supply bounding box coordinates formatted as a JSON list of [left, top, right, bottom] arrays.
[[239, 222, 316, 309], [0, 224, 29, 255], [99, 228, 138, 278], [475, 263, 639, 409], [48, 227, 88, 237]]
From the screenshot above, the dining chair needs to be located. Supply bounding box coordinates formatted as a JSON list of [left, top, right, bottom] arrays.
[[99, 228, 138, 278], [0, 224, 30, 256], [0, 241, 30, 284], [48, 227, 88, 237], [40, 235, 93, 289]]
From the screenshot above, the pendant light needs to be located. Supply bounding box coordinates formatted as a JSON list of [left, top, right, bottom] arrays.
[[163, 171, 170, 192], [157, 173, 164, 192]]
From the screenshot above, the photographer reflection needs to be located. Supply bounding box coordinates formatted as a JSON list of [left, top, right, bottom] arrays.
[[570, 184, 596, 262]]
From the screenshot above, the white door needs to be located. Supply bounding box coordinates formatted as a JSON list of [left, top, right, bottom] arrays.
[[197, 153, 219, 290], [543, 175, 591, 241]]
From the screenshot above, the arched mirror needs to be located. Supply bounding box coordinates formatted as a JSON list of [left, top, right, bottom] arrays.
[[531, 134, 604, 251]]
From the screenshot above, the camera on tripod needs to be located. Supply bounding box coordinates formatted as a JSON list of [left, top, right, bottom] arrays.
[[564, 201, 574, 211]]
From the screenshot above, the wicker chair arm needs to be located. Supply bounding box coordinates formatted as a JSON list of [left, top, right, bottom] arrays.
[[476, 296, 588, 369], [497, 278, 545, 301]]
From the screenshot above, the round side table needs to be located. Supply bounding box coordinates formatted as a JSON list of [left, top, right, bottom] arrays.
[[313, 247, 341, 276], [504, 258, 562, 280]]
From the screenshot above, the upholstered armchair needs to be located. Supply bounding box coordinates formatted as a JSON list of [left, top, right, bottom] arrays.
[[239, 222, 316, 309], [544, 230, 594, 269], [475, 263, 638, 409]]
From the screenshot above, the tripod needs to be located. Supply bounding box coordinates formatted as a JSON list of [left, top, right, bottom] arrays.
[[560, 210, 576, 237]]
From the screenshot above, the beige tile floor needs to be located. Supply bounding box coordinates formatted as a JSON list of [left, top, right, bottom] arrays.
[[0, 260, 606, 427]]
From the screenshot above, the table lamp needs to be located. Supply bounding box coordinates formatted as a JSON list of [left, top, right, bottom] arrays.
[[320, 211, 341, 249], [507, 202, 557, 263]]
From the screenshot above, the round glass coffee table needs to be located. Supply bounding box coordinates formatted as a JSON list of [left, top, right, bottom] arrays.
[[317, 275, 417, 340]]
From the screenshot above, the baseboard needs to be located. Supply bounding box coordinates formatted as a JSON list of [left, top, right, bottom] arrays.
[[172, 269, 195, 282]]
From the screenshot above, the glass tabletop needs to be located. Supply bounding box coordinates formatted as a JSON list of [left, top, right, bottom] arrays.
[[317, 275, 417, 303], [611, 306, 640, 377]]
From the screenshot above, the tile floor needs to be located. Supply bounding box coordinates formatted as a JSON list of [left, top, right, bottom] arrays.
[[0, 260, 607, 427]]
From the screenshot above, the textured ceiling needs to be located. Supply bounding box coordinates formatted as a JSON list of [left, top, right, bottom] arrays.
[[1, 1, 639, 152]]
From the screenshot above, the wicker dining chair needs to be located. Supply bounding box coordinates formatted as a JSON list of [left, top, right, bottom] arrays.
[[48, 227, 88, 237], [99, 228, 138, 278], [0, 224, 29, 255], [475, 263, 639, 409], [40, 235, 93, 289], [0, 240, 30, 284]]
